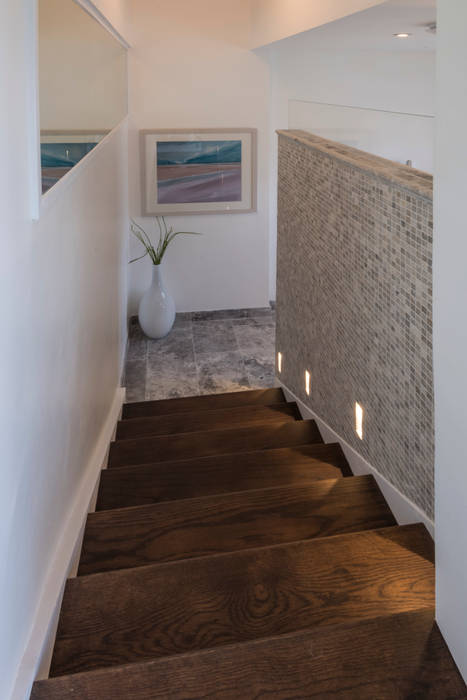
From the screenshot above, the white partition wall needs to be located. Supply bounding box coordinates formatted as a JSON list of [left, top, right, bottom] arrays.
[[434, 0, 467, 683], [0, 1, 130, 697]]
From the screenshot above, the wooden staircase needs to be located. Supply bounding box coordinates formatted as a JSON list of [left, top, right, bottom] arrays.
[[32, 387, 466, 698]]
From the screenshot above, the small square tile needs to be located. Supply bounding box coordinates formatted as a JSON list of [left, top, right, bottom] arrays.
[[275, 132, 434, 518]]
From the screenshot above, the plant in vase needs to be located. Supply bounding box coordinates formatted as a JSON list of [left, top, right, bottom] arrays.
[[130, 217, 200, 339]]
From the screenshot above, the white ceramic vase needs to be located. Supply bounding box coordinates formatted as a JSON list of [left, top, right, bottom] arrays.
[[138, 263, 176, 339]]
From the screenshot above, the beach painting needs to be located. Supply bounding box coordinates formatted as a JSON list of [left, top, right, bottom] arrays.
[[141, 129, 257, 215], [157, 140, 242, 204], [40, 134, 105, 194]]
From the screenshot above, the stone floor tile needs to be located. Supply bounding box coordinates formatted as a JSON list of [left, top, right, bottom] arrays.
[[192, 309, 248, 321], [124, 360, 146, 402], [124, 314, 276, 403], [245, 307, 274, 318], [193, 321, 238, 357], [243, 355, 276, 389], [172, 312, 193, 330], [233, 322, 276, 355], [127, 335, 148, 363], [147, 329, 195, 364], [146, 362, 200, 400], [197, 351, 250, 395]]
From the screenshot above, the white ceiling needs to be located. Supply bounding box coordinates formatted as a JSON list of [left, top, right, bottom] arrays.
[[297, 0, 436, 53]]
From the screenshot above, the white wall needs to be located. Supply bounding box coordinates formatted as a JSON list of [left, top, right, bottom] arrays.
[[288, 101, 434, 172], [39, 0, 127, 131], [0, 1, 129, 697], [434, 0, 467, 682], [250, 0, 384, 48], [92, 0, 129, 39], [265, 39, 435, 298], [127, 1, 436, 310], [127, 0, 270, 314]]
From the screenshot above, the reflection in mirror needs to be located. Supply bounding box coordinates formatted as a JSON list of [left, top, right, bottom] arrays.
[[39, 0, 128, 194]]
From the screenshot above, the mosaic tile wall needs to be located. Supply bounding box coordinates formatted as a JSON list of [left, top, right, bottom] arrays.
[[276, 130, 434, 519]]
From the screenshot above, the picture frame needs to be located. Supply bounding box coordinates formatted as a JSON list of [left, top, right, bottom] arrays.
[[140, 128, 257, 216]]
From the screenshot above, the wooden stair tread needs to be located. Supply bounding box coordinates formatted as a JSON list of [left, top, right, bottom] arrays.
[[122, 387, 286, 419], [32, 610, 467, 699], [115, 402, 300, 441], [97, 442, 351, 510], [80, 475, 396, 576], [50, 524, 434, 677], [108, 419, 323, 469], [34, 390, 466, 698]]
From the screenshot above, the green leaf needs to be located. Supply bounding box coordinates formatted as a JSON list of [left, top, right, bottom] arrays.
[[129, 216, 201, 266], [129, 251, 149, 264]]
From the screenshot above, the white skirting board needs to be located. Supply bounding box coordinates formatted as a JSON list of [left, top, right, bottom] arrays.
[[11, 386, 126, 700], [281, 383, 434, 537]]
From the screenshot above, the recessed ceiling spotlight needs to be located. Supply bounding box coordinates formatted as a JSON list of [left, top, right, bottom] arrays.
[[394, 32, 412, 38]]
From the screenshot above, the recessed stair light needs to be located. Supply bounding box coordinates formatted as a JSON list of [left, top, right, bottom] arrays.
[[305, 370, 311, 396], [394, 33, 412, 38], [277, 352, 282, 373], [355, 402, 364, 440]]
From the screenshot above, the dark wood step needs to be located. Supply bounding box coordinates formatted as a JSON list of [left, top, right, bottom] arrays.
[[32, 610, 467, 700], [97, 442, 351, 511], [50, 524, 434, 677], [79, 475, 396, 576], [115, 402, 300, 441], [108, 419, 323, 469], [122, 387, 286, 420]]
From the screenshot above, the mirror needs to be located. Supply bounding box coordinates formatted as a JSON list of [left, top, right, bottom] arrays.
[[39, 0, 128, 194]]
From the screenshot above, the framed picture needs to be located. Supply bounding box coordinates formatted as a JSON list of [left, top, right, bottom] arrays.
[[140, 128, 257, 216]]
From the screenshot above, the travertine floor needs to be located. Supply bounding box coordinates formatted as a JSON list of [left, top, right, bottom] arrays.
[[124, 308, 276, 402]]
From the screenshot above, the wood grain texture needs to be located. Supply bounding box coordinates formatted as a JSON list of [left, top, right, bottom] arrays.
[[108, 419, 323, 469], [80, 475, 396, 575], [32, 610, 467, 699], [122, 387, 286, 419], [116, 402, 300, 441], [97, 442, 351, 511], [50, 524, 434, 677]]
